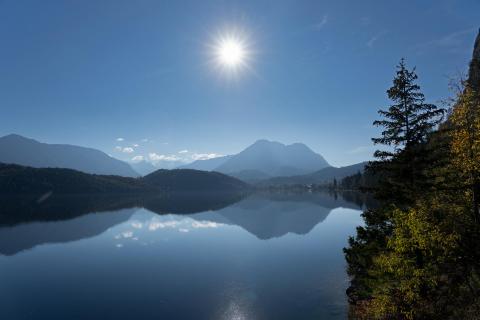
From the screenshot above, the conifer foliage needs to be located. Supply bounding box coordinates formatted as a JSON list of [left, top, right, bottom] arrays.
[[344, 31, 480, 319], [373, 59, 444, 157]]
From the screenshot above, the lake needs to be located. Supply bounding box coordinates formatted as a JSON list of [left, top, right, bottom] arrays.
[[0, 191, 366, 320]]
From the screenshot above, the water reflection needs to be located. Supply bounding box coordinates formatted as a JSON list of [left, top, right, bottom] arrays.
[[0, 208, 136, 255], [0, 191, 369, 255], [0, 191, 367, 319], [193, 192, 363, 239]]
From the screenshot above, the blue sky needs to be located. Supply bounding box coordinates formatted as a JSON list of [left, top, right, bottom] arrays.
[[0, 0, 479, 166]]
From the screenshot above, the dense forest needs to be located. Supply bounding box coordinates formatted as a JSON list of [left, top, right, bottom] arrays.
[[0, 164, 248, 194], [344, 30, 480, 319]]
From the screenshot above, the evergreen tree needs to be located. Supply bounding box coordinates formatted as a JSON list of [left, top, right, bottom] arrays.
[[345, 32, 480, 319], [370, 59, 444, 204], [373, 59, 444, 153]]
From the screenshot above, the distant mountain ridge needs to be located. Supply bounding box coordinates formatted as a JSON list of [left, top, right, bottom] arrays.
[[180, 139, 331, 181], [0, 134, 138, 177], [130, 160, 157, 176], [0, 163, 248, 194], [258, 161, 368, 186], [179, 155, 232, 171], [142, 169, 248, 193]]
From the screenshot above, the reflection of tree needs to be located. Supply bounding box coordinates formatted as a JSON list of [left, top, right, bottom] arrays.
[[0, 195, 141, 226], [0, 192, 246, 226]]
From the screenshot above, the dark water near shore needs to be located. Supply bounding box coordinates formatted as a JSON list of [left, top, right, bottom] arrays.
[[0, 191, 365, 320]]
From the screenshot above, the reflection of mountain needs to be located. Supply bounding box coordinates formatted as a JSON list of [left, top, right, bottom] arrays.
[[259, 191, 364, 211], [0, 208, 136, 255], [143, 192, 246, 214], [0, 192, 245, 226], [191, 192, 364, 240], [0, 193, 244, 255], [0, 191, 370, 255]]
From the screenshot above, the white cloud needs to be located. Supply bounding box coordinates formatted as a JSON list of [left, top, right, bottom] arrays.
[[131, 221, 143, 229], [148, 220, 179, 231], [149, 153, 181, 162], [122, 147, 134, 153], [191, 221, 223, 228], [191, 153, 223, 161], [141, 138, 149, 142], [115, 146, 122, 151], [138, 216, 225, 234], [131, 155, 144, 162], [122, 231, 133, 238], [116, 138, 124, 142], [133, 144, 139, 147], [367, 31, 387, 48], [178, 149, 189, 154], [313, 14, 328, 30]]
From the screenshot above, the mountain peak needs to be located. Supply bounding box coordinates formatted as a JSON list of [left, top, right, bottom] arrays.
[[215, 139, 330, 178], [287, 142, 312, 150], [251, 139, 284, 146], [178, 139, 331, 181], [0, 134, 138, 177], [1, 133, 35, 142], [251, 139, 312, 150]]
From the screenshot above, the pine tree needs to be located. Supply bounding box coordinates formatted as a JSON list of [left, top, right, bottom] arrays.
[[373, 59, 444, 154], [370, 59, 444, 204]]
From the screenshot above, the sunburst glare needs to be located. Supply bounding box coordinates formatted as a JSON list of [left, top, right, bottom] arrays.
[[217, 37, 246, 67], [208, 28, 253, 77]]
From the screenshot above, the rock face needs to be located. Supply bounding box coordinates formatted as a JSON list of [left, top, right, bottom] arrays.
[[468, 29, 480, 90]]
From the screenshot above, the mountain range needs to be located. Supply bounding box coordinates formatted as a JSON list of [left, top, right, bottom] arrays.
[[0, 134, 367, 186], [180, 139, 331, 181], [258, 161, 368, 187], [180, 139, 367, 185]]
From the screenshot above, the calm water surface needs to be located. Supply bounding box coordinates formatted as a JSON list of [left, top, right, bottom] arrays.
[[0, 192, 365, 320]]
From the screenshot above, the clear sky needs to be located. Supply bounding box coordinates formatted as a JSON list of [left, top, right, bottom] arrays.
[[1, 0, 479, 166]]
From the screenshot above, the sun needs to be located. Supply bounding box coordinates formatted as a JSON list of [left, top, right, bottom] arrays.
[[209, 30, 252, 76], [217, 38, 246, 68]]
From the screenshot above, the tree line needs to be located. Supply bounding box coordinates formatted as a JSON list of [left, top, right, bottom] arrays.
[[344, 30, 480, 319]]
